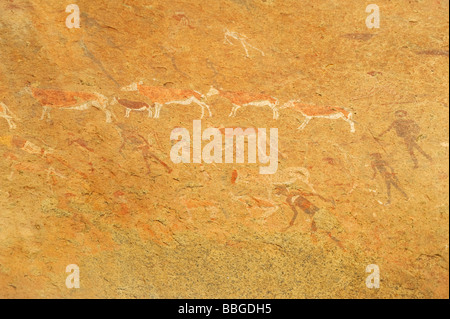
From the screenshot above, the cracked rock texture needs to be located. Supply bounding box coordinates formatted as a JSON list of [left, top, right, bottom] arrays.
[[0, 0, 448, 298]]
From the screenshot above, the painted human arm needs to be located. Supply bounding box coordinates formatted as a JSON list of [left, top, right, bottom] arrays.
[[371, 163, 378, 179], [379, 122, 395, 137]]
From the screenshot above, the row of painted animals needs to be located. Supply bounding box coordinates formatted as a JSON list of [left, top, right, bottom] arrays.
[[120, 82, 356, 132], [0, 83, 356, 133]]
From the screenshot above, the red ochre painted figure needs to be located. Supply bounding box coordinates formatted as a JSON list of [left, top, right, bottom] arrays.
[[379, 110, 432, 168], [274, 185, 344, 250], [370, 152, 408, 205]]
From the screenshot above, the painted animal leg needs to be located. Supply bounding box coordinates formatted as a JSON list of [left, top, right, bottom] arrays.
[[2, 103, 17, 119], [199, 103, 205, 119], [192, 97, 213, 119], [147, 108, 153, 118], [229, 105, 236, 117], [1, 115, 16, 129], [272, 106, 279, 120], [92, 100, 113, 123], [344, 117, 356, 133], [6, 117, 16, 129], [231, 104, 241, 117], [200, 101, 212, 117], [40, 106, 50, 121], [102, 103, 114, 123], [176, 97, 209, 119], [154, 103, 162, 118], [264, 102, 277, 119], [298, 117, 311, 130], [125, 108, 131, 118]]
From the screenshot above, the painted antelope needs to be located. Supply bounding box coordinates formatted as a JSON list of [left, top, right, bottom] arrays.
[[121, 82, 212, 119], [283, 100, 356, 133], [206, 87, 279, 119], [27, 87, 114, 123], [0, 102, 17, 129], [111, 97, 154, 118]]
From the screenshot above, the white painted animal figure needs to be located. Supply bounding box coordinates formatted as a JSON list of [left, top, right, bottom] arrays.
[[121, 82, 212, 119], [206, 86, 279, 120], [283, 100, 356, 133]]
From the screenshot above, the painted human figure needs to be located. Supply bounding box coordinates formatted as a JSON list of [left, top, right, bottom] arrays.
[[274, 185, 344, 248], [274, 185, 319, 228], [379, 110, 432, 168], [370, 153, 408, 205], [116, 124, 172, 174]]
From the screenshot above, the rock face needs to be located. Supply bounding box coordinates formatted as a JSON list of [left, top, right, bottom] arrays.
[[0, 0, 448, 298]]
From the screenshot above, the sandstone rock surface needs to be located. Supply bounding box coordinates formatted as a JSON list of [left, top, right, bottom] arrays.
[[0, 0, 448, 298]]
